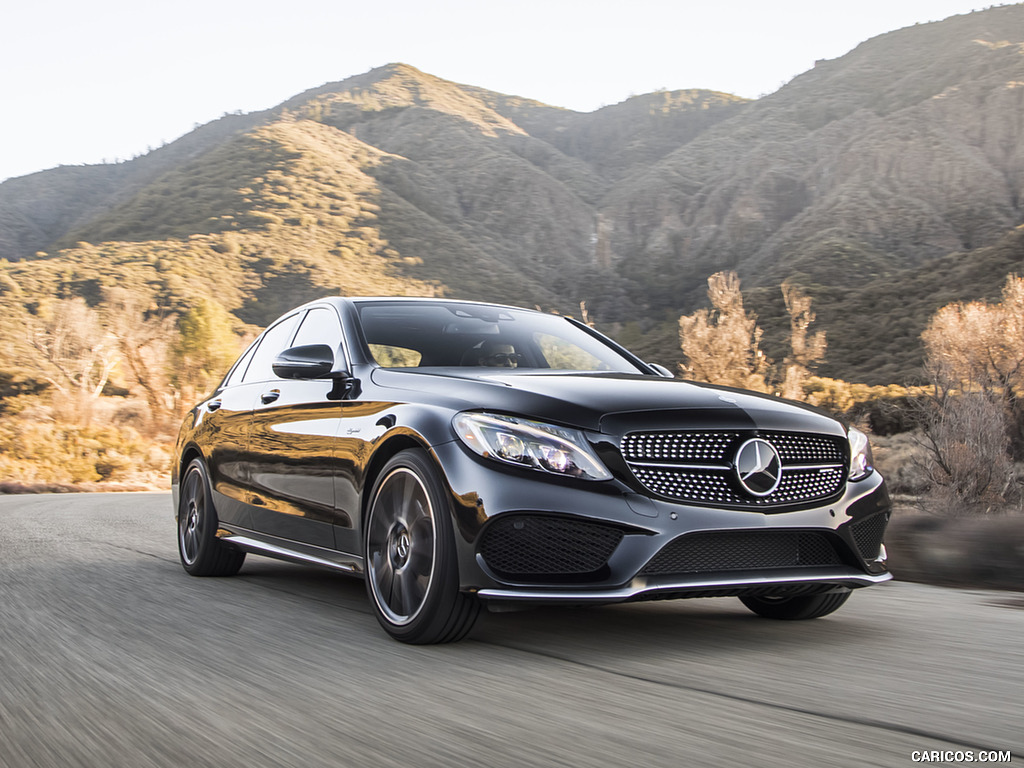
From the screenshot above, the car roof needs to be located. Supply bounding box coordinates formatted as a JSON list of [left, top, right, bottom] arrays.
[[323, 296, 542, 313], [283, 296, 556, 327]]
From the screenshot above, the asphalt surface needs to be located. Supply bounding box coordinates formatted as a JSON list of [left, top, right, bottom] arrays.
[[1, 492, 1021, 768]]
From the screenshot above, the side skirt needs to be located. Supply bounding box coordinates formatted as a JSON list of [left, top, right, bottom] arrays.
[[217, 526, 365, 577]]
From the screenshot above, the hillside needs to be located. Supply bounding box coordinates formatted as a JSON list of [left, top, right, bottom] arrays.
[[1, 6, 1023, 386], [602, 5, 1024, 309]]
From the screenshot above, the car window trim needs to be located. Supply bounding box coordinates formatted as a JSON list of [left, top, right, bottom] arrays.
[[299, 303, 352, 375], [238, 311, 303, 385]]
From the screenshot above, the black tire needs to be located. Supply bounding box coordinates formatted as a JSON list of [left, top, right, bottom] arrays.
[[177, 458, 245, 577], [364, 449, 480, 644], [739, 589, 851, 620]]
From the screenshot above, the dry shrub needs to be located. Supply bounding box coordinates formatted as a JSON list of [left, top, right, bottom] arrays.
[[803, 376, 923, 428], [916, 390, 1019, 516], [870, 432, 930, 495], [0, 396, 170, 487], [911, 275, 1024, 514], [679, 272, 770, 392], [111, 400, 151, 430], [779, 281, 826, 401]]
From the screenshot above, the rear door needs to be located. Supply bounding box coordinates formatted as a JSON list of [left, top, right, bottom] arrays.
[[202, 340, 262, 529], [244, 306, 346, 548]]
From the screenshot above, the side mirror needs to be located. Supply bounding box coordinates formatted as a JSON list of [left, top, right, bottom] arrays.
[[648, 363, 675, 379], [273, 345, 335, 379]]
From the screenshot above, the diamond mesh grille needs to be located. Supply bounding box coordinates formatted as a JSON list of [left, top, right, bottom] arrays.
[[639, 531, 843, 575], [851, 513, 888, 559], [622, 430, 847, 508], [763, 432, 844, 464], [621, 432, 735, 463], [478, 515, 623, 577]]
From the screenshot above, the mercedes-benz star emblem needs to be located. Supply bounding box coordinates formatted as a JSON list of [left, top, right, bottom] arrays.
[[734, 438, 782, 497]]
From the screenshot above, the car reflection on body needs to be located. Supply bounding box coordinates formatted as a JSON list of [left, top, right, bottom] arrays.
[[173, 297, 891, 643]]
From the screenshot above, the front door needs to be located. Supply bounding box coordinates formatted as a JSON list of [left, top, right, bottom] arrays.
[[242, 307, 346, 548]]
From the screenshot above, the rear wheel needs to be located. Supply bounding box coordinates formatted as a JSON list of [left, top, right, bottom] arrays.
[[364, 449, 479, 644], [739, 590, 851, 620], [178, 458, 245, 577]]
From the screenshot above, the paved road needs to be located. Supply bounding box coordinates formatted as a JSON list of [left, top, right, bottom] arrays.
[[1, 493, 1021, 768]]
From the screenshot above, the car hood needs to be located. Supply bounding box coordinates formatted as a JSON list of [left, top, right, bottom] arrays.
[[368, 368, 845, 437]]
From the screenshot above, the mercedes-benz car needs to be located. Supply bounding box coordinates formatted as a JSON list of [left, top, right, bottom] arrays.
[[173, 297, 891, 643]]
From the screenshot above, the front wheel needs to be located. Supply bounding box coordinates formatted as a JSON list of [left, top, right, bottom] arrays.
[[739, 590, 851, 620], [364, 449, 479, 643]]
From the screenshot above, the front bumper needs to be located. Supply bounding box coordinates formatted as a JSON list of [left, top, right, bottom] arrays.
[[477, 568, 891, 605], [432, 440, 892, 603]]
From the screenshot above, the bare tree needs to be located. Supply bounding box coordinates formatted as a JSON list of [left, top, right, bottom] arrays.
[[27, 298, 119, 424], [679, 271, 770, 392], [916, 274, 1024, 513], [913, 382, 1015, 516], [780, 281, 827, 401], [101, 287, 178, 434], [922, 274, 1024, 455]]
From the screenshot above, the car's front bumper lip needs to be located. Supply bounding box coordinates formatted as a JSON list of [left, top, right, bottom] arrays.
[[475, 568, 892, 603]]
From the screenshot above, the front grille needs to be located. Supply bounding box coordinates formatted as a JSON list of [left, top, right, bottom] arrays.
[[630, 466, 845, 507], [622, 431, 736, 463], [639, 531, 843, 576], [851, 513, 888, 559], [478, 515, 623, 579], [621, 430, 847, 509]]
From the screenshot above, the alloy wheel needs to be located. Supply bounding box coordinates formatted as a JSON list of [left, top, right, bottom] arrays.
[[366, 467, 437, 626]]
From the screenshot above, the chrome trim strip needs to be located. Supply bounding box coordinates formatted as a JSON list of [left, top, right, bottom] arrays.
[[627, 461, 731, 470], [627, 461, 842, 471], [781, 463, 844, 471], [476, 571, 892, 602], [222, 535, 362, 574]]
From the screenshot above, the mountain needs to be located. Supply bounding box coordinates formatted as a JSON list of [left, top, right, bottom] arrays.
[[604, 5, 1024, 306], [1, 5, 1023, 385]]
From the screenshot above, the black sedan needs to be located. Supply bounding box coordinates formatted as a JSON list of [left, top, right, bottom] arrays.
[[173, 297, 891, 643]]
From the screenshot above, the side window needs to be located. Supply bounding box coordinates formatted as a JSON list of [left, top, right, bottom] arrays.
[[292, 306, 343, 353], [223, 341, 259, 388], [241, 313, 302, 383]]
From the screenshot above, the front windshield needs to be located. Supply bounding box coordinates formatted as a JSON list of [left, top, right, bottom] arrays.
[[355, 301, 645, 373]]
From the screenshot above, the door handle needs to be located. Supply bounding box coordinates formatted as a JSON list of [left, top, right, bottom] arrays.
[[207, 400, 222, 412], [261, 390, 281, 405]]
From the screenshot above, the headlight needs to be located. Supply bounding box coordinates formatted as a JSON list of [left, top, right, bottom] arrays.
[[453, 412, 612, 481], [848, 426, 874, 482]]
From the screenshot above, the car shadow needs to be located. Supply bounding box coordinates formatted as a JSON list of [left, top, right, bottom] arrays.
[[473, 597, 883, 652], [233, 559, 371, 613], [231, 559, 888, 655]]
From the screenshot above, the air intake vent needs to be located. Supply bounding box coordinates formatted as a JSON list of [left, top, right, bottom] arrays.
[[639, 531, 843, 575], [851, 513, 888, 559], [479, 515, 623, 580]]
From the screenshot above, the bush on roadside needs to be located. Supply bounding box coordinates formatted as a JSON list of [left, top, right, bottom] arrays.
[[886, 509, 1024, 590], [869, 432, 931, 495], [0, 396, 170, 487]]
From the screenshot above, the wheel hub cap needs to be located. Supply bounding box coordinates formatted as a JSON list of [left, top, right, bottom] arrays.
[[186, 501, 199, 533], [390, 525, 411, 567]]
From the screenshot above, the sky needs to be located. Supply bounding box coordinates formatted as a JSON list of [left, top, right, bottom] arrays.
[[1, 0, 1000, 183]]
